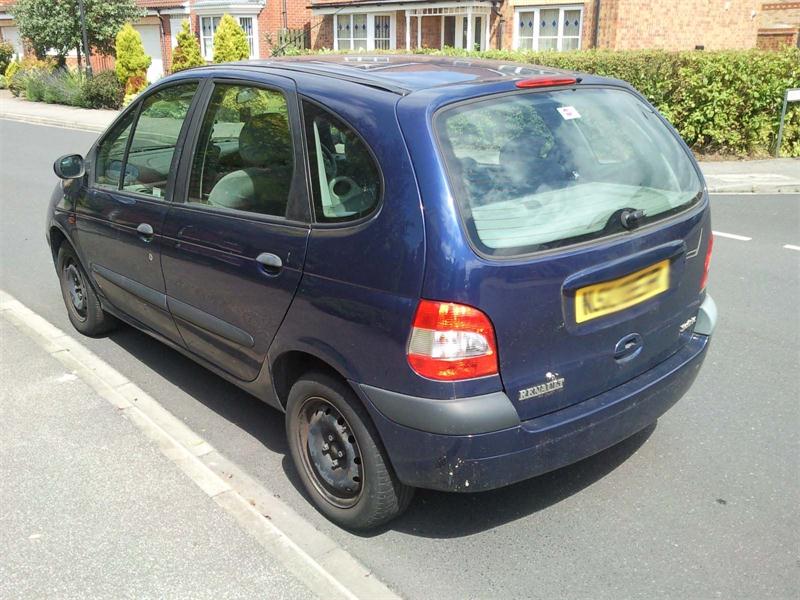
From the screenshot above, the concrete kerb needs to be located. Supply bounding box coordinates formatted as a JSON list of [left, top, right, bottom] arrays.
[[0, 289, 401, 600]]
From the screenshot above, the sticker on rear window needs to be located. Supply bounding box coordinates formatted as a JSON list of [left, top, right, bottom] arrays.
[[557, 106, 581, 120]]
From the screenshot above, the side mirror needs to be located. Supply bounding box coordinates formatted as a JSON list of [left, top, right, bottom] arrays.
[[53, 154, 85, 179]]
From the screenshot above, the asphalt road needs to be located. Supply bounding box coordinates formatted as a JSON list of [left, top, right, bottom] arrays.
[[1, 119, 798, 599]]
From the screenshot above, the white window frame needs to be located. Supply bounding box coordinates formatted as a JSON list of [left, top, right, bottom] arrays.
[[200, 14, 259, 61], [512, 5, 583, 51], [370, 13, 395, 50], [454, 14, 489, 51], [333, 12, 396, 51]]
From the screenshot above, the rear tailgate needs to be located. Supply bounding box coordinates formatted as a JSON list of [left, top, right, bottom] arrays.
[[429, 84, 709, 421]]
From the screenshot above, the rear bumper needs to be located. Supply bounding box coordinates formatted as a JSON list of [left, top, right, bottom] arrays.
[[357, 330, 711, 492]]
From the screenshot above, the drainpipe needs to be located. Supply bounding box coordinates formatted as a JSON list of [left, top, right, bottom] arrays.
[[491, 1, 503, 50], [282, 0, 288, 30], [156, 9, 167, 73], [592, 0, 601, 48]]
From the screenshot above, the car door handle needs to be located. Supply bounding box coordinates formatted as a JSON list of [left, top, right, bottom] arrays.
[[256, 252, 282, 273], [136, 222, 154, 242]]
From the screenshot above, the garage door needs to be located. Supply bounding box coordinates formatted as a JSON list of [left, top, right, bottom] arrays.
[[1, 26, 24, 59], [134, 25, 163, 83]]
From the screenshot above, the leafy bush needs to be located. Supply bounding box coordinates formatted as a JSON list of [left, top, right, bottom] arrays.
[[41, 69, 86, 105], [171, 19, 204, 72], [405, 47, 800, 157], [115, 23, 151, 93], [0, 41, 14, 74], [81, 70, 124, 109], [0, 74, 6, 90], [213, 14, 249, 63], [7, 57, 54, 98]]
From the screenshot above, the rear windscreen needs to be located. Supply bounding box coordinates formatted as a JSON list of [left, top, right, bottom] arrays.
[[435, 88, 703, 256]]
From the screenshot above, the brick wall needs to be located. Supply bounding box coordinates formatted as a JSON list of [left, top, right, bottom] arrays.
[[757, 0, 800, 49], [259, 0, 314, 55], [502, 0, 760, 51], [610, 0, 759, 50]]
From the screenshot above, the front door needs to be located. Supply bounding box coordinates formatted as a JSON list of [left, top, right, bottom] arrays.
[[161, 77, 310, 381], [453, 15, 485, 50], [77, 82, 200, 344]]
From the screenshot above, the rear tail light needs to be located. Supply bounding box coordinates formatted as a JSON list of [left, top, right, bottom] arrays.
[[407, 300, 498, 381], [701, 232, 714, 290]]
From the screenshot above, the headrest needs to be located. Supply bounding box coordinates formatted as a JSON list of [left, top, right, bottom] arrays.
[[239, 113, 291, 167]]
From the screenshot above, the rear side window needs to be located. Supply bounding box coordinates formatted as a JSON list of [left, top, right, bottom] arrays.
[[302, 101, 380, 223], [435, 88, 702, 256]]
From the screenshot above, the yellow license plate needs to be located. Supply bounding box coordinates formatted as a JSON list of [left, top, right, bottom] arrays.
[[574, 260, 670, 324]]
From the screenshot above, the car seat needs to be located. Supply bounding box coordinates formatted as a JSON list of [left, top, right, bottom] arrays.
[[207, 113, 293, 215]]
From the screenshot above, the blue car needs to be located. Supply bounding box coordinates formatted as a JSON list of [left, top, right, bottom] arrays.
[[47, 55, 716, 529]]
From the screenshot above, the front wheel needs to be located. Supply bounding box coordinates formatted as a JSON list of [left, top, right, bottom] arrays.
[[286, 372, 414, 529], [57, 244, 116, 336]]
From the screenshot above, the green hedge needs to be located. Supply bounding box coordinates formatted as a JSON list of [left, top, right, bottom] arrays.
[[406, 48, 800, 157]]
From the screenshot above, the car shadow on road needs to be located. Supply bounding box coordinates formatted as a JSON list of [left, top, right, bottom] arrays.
[[105, 324, 656, 539]]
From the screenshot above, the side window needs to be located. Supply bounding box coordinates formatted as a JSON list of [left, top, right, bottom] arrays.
[[187, 84, 294, 217], [121, 83, 198, 198], [94, 110, 136, 189], [302, 101, 380, 223]]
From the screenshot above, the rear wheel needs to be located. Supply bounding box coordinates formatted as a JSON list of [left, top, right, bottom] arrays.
[[286, 372, 414, 529], [57, 244, 116, 336]]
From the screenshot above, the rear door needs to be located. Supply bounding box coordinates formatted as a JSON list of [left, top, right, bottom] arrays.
[[160, 75, 310, 381], [77, 81, 200, 344], [428, 85, 709, 420]]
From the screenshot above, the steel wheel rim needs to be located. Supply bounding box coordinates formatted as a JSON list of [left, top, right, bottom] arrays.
[[296, 396, 364, 509], [63, 260, 87, 320]]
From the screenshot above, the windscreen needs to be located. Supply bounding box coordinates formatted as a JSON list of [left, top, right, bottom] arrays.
[[435, 88, 703, 256]]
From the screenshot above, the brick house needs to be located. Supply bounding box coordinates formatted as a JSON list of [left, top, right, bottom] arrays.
[[0, 0, 318, 77], [1, 0, 795, 83], [309, 0, 766, 52]]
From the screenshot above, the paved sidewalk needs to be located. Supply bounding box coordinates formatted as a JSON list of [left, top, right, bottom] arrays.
[[0, 90, 117, 133], [0, 315, 316, 600], [700, 158, 800, 193], [2, 88, 798, 192]]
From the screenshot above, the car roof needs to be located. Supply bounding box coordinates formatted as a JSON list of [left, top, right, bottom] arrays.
[[227, 54, 590, 96]]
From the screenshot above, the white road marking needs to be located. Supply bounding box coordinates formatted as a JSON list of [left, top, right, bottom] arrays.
[[0, 289, 398, 600], [712, 230, 752, 241], [783, 244, 800, 252]]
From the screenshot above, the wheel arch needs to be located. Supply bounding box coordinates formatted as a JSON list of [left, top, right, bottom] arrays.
[[270, 349, 356, 411]]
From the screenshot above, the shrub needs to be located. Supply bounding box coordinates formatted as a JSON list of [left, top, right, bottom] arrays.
[[171, 19, 204, 72], [213, 14, 249, 63], [7, 57, 53, 98], [81, 70, 124, 109], [5, 60, 23, 96], [41, 69, 86, 106], [0, 41, 14, 74], [0, 74, 6, 90], [24, 68, 47, 101], [115, 23, 151, 93], [408, 47, 800, 157]]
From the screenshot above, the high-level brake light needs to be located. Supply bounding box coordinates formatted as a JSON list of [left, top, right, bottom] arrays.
[[515, 77, 577, 89]]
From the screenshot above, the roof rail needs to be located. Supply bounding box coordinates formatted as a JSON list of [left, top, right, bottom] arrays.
[[229, 61, 412, 96]]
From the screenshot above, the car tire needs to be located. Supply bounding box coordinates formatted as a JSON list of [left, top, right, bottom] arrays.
[[286, 371, 414, 530], [57, 244, 116, 337]]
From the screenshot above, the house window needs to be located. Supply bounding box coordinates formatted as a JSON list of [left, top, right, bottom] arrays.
[[336, 14, 368, 50], [514, 6, 582, 51], [334, 13, 395, 51], [200, 15, 258, 60], [374, 15, 392, 50]]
